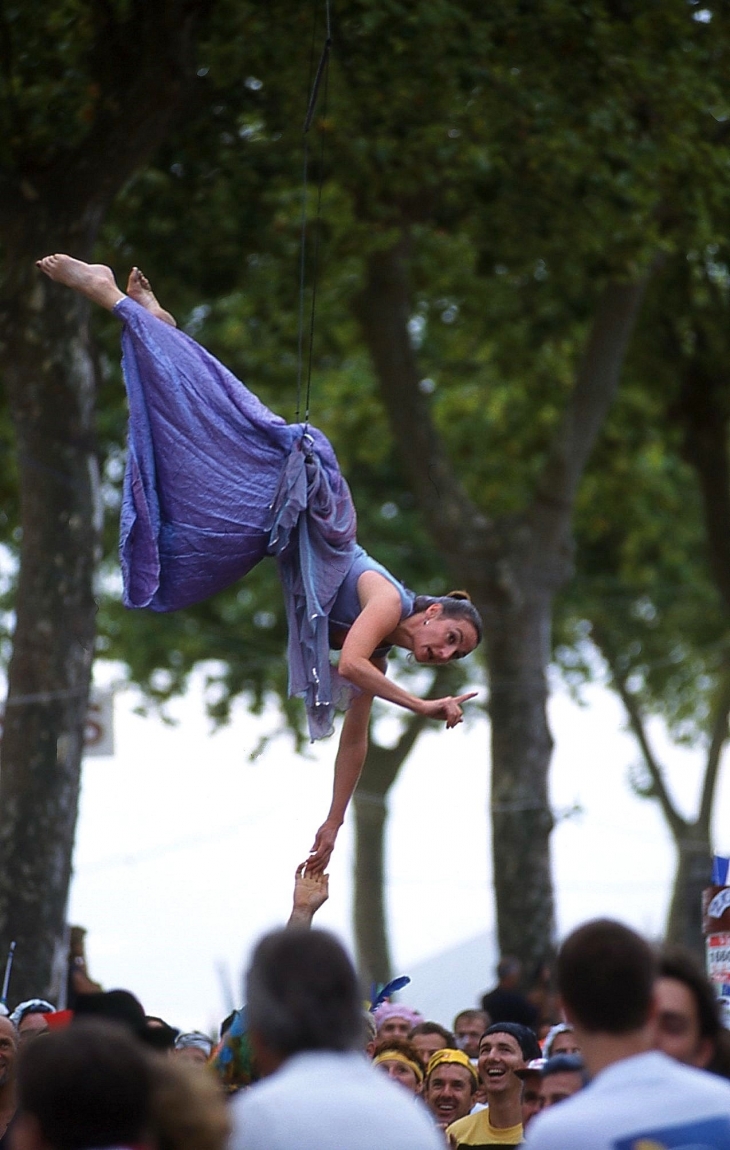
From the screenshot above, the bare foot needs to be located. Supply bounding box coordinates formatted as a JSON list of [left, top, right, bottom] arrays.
[[126, 267, 177, 328], [35, 255, 125, 311]]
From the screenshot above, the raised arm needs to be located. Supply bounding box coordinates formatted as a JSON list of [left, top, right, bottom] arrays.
[[287, 864, 330, 927]]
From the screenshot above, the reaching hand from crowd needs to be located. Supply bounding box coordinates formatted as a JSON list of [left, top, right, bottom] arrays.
[[287, 863, 329, 927]]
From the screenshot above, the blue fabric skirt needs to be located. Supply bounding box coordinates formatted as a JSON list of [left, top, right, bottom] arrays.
[[116, 297, 359, 738]]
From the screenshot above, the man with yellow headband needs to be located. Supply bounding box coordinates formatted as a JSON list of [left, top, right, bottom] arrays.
[[422, 1049, 478, 1130]]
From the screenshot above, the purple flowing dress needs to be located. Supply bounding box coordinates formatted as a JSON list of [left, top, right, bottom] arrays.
[[115, 297, 359, 739]]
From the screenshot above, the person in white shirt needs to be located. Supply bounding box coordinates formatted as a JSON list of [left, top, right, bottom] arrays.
[[525, 919, 730, 1150], [230, 928, 443, 1150]]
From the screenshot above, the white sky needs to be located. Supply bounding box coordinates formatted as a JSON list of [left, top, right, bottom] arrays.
[[64, 668, 730, 1035]]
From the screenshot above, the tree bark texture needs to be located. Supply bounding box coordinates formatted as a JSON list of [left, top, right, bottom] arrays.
[[0, 0, 215, 1001], [353, 789, 392, 989], [666, 839, 712, 952], [0, 259, 99, 1001], [356, 235, 648, 971]]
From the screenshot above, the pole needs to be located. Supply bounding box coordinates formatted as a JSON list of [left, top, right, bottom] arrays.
[[1, 941, 16, 1007]]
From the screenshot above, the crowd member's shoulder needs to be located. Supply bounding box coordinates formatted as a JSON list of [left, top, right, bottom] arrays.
[[446, 1110, 481, 1139], [655, 1049, 730, 1096], [525, 1052, 730, 1149]]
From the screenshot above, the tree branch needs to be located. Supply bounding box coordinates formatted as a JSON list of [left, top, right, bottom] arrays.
[[529, 276, 650, 553], [354, 233, 488, 584], [593, 627, 686, 840]]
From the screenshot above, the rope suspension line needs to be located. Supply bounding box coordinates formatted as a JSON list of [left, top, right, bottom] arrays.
[[295, 0, 332, 428]]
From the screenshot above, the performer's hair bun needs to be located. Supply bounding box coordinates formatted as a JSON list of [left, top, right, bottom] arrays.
[[446, 590, 471, 602]]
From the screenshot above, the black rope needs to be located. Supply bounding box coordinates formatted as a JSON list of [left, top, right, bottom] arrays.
[[295, 0, 332, 428], [294, 12, 318, 426], [303, 53, 330, 429]]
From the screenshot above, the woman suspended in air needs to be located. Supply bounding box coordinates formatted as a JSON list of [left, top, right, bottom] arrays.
[[36, 255, 482, 873]]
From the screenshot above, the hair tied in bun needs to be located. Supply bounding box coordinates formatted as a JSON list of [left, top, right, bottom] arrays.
[[447, 590, 471, 602]]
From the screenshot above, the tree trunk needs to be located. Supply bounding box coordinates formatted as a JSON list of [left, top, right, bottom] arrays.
[[666, 832, 712, 954], [487, 588, 556, 962], [0, 0, 216, 1000], [0, 244, 99, 1001], [353, 672, 452, 986], [353, 788, 392, 988], [355, 234, 648, 973]]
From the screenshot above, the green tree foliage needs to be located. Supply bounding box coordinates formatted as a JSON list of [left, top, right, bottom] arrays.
[[88, 0, 730, 963], [3, 1, 730, 987]]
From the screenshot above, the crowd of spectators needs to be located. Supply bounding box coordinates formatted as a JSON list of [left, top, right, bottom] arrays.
[[0, 869, 729, 1149]]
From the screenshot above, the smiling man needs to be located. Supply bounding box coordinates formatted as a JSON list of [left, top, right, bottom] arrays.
[[422, 1049, 478, 1130], [447, 1023, 541, 1148]]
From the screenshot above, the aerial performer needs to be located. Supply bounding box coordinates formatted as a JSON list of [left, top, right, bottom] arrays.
[[36, 255, 482, 872]]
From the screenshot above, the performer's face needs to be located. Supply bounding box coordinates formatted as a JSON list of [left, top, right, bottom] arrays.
[[414, 607, 478, 664]]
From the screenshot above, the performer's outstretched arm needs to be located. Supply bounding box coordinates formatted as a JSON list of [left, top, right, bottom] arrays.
[[304, 683, 376, 873]]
